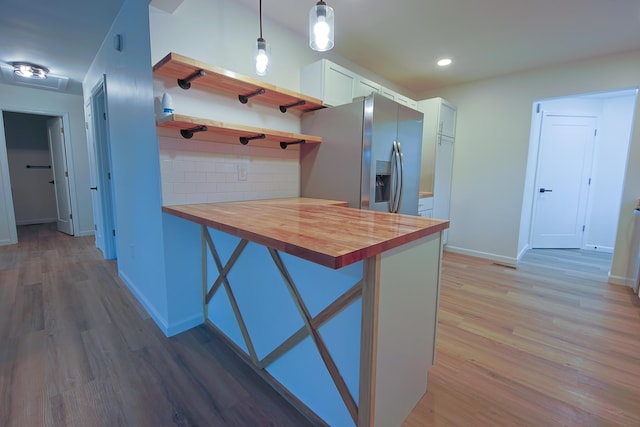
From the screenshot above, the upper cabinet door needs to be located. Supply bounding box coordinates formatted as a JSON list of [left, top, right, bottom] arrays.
[[353, 77, 381, 99], [440, 100, 457, 138], [300, 59, 355, 107]]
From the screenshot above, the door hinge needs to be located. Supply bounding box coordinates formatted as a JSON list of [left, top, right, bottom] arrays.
[[588, 178, 591, 185], [65, 171, 68, 177], [112, 229, 116, 237], [69, 213, 73, 219], [594, 129, 597, 136], [103, 112, 106, 120], [582, 225, 585, 232], [61, 126, 64, 134], [108, 172, 111, 180], [94, 224, 97, 231], [536, 104, 540, 113]]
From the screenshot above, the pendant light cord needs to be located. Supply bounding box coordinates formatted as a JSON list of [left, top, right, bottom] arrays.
[[259, 0, 263, 39]]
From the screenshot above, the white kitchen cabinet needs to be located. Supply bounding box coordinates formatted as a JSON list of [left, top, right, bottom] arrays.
[[353, 76, 381, 98], [418, 196, 434, 218], [301, 59, 419, 110], [417, 97, 457, 245], [433, 135, 454, 244], [300, 59, 356, 107]]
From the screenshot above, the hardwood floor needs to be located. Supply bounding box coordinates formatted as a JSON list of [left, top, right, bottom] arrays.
[[0, 224, 313, 427], [404, 250, 640, 426], [3, 226, 640, 426]]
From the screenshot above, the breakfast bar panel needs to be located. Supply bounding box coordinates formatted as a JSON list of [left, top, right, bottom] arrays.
[[204, 226, 364, 426]]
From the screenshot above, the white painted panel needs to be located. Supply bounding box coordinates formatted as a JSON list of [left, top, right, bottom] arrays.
[[374, 232, 442, 427]]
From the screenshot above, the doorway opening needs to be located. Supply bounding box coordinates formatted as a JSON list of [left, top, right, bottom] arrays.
[[519, 87, 638, 277], [0, 110, 76, 242]]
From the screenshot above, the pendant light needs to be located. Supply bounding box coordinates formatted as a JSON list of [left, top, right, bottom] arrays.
[[255, 0, 271, 76], [309, 0, 334, 52]]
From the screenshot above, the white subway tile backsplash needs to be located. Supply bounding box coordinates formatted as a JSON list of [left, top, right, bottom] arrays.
[[172, 159, 196, 172], [184, 172, 207, 182], [173, 182, 195, 194], [159, 136, 300, 206], [185, 193, 208, 204]]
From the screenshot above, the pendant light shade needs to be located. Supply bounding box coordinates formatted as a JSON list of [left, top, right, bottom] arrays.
[[255, 37, 270, 76], [255, 0, 271, 76], [309, 0, 334, 52]]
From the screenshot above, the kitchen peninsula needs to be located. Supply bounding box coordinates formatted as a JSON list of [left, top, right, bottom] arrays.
[[162, 198, 448, 427]]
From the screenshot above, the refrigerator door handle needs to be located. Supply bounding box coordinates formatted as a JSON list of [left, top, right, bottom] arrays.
[[390, 141, 398, 213], [396, 141, 404, 213]]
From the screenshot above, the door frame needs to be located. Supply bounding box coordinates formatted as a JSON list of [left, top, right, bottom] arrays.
[[88, 76, 118, 259], [529, 112, 596, 249], [0, 108, 78, 243]]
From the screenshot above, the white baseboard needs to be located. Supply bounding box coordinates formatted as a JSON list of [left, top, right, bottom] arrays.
[[517, 244, 529, 262], [582, 244, 614, 253], [118, 271, 170, 335], [15, 218, 56, 225], [0, 238, 15, 246], [444, 245, 518, 268], [608, 274, 635, 287], [166, 313, 204, 337], [118, 271, 202, 337], [75, 230, 95, 237]]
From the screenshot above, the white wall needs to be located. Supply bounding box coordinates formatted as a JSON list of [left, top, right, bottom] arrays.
[[420, 49, 640, 285], [83, 0, 172, 332], [0, 83, 94, 242], [585, 95, 635, 251]]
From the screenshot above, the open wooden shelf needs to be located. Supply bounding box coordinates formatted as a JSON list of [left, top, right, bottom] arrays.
[[153, 52, 324, 113], [156, 114, 322, 149]]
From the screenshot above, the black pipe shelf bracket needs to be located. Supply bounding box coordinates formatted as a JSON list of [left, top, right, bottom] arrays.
[[178, 69, 206, 89], [180, 125, 208, 139], [279, 100, 306, 113], [280, 139, 305, 150], [26, 164, 51, 169], [238, 88, 266, 104], [239, 134, 266, 145]]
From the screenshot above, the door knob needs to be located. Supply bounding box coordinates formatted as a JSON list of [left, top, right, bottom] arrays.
[[49, 180, 54, 184], [539, 188, 553, 193], [90, 187, 98, 191]]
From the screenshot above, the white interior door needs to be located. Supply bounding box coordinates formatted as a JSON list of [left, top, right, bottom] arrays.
[[90, 78, 117, 259], [85, 99, 105, 253], [47, 117, 73, 235], [531, 114, 596, 248]]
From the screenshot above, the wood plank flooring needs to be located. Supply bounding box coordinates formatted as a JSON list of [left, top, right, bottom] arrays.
[[0, 224, 313, 427], [3, 225, 640, 426], [404, 250, 640, 426]]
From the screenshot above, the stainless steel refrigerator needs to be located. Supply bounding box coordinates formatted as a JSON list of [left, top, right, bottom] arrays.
[[301, 93, 423, 215]]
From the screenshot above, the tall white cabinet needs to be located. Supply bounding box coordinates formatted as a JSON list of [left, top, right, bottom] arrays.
[[418, 97, 457, 245]]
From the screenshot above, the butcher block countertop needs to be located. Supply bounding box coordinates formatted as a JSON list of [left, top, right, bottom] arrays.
[[162, 197, 449, 269]]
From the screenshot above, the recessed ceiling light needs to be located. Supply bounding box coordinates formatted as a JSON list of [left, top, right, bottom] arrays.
[[437, 58, 452, 67]]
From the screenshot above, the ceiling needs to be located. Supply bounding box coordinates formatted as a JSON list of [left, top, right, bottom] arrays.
[[1, 0, 640, 96], [0, 0, 125, 94]]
